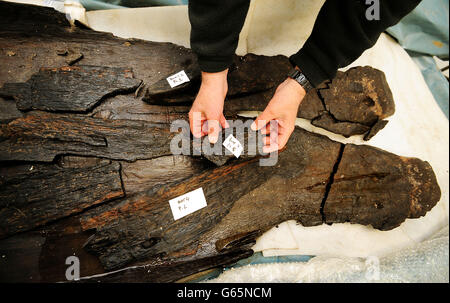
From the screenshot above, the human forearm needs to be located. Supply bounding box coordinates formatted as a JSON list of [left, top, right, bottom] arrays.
[[188, 0, 250, 73]]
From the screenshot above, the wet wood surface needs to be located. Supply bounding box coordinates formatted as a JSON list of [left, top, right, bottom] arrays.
[[0, 2, 441, 283], [0, 161, 123, 239], [146, 63, 395, 139], [1, 1, 393, 140], [0, 65, 141, 112]]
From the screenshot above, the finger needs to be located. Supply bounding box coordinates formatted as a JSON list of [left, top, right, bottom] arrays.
[[268, 121, 280, 135], [200, 120, 208, 137], [264, 127, 292, 153], [220, 114, 230, 129], [189, 110, 206, 138], [263, 135, 279, 153], [264, 136, 270, 146], [207, 118, 221, 144], [251, 109, 273, 131], [263, 144, 279, 154], [278, 126, 293, 149], [263, 121, 280, 153], [260, 124, 271, 135], [264, 134, 286, 153], [263, 131, 279, 152]]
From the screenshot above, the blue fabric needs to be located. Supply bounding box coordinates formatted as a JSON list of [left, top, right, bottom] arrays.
[[387, 0, 449, 58], [227, 252, 312, 269], [387, 0, 449, 118], [410, 53, 449, 118], [79, 0, 187, 11], [189, 252, 313, 282]]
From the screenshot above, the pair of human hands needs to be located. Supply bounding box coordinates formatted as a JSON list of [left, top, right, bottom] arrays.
[[188, 68, 306, 153]]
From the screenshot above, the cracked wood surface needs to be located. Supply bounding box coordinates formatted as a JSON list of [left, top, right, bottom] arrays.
[[81, 156, 279, 270], [0, 161, 124, 239], [143, 54, 292, 105], [0, 2, 441, 283], [0, 111, 266, 166], [324, 144, 441, 230], [79, 128, 340, 270], [145, 63, 395, 139], [79, 128, 440, 270], [0, 65, 141, 112], [0, 111, 176, 162], [0, 2, 393, 140]]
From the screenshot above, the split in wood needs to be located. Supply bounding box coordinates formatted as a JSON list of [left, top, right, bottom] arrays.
[[0, 1, 441, 282]]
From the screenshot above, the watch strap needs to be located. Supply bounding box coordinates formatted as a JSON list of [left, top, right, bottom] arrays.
[[288, 69, 313, 93]]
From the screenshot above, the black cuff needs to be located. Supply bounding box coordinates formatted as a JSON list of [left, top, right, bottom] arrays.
[[289, 50, 329, 88], [197, 55, 233, 73]]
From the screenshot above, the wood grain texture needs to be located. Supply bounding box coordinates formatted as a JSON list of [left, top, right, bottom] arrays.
[[0, 2, 394, 140], [145, 63, 396, 139], [80, 155, 279, 269], [320, 67, 395, 126], [0, 161, 124, 239], [0, 111, 176, 162], [324, 144, 441, 230], [0, 3, 197, 98], [120, 156, 212, 195], [0, 66, 141, 112], [311, 112, 371, 137], [0, 2, 441, 283], [77, 249, 254, 283], [78, 128, 441, 270], [0, 111, 266, 166], [143, 54, 291, 105]]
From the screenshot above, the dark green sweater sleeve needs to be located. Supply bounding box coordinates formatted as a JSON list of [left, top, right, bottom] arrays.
[[188, 0, 250, 72], [188, 0, 421, 85]]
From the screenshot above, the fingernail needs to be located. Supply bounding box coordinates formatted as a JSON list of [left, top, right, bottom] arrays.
[[225, 121, 230, 128], [263, 146, 277, 154], [209, 135, 218, 144], [251, 122, 257, 131], [263, 146, 270, 154]]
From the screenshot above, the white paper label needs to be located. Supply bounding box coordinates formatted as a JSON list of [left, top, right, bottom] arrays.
[[223, 134, 243, 158], [169, 188, 207, 220], [166, 70, 190, 88]]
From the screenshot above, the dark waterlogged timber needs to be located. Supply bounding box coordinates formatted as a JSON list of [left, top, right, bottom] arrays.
[[78, 127, 441, 271], [0, 2, 441, 282], [0, 111, 266, 165], [147, 64, 395, 140], [0, 126, 440, 281], [0, 161, 124, 238], [0, 65, 141, 112], [1, 2, 393, 139]]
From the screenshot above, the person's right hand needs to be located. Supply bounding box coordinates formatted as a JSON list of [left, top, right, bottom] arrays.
[[189, 69, 229, 144]]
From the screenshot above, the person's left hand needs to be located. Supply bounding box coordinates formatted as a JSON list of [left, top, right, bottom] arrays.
[[251, 77, 306, 153]]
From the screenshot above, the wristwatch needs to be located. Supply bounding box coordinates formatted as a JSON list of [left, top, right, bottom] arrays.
[[287, 69, 313, 93]]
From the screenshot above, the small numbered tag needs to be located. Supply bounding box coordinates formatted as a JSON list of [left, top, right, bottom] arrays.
[[169, 188, 207, 220], [223, 134, 243, 158], [166, 70, 190, 88]]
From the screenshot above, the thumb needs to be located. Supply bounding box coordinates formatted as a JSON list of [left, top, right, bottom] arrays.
[[251, 109, 274, 131]]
